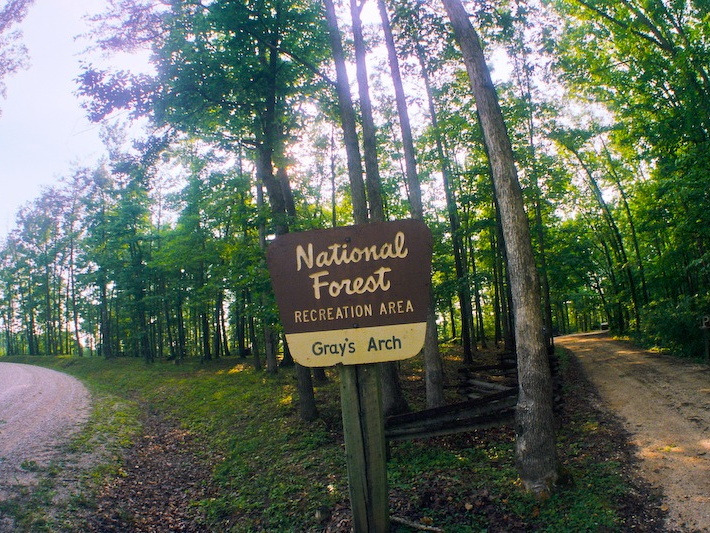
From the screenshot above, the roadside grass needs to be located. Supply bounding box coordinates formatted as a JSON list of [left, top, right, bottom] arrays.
[[0, 357, 141, 532], [1, 348, 656, 531]]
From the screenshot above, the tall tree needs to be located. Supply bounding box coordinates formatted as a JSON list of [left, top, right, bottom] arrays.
[[80, 164, 120, 359], [61, 170, 88, 356], [350, 0, 385, 223], [81, 0, 329, 419], [378, 0, 446, 406], [347, 0, 410, 417], [441, 0, 558, 496], [322, 0, 369, 225], [111, 140, 162, 362]]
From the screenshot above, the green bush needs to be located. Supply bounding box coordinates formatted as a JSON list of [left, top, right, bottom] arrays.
[[641, 295, 710, 358]]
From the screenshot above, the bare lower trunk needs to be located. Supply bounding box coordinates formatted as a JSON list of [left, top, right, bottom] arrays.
[[424, 302, 445, 408], [296, 363, 318, 421]]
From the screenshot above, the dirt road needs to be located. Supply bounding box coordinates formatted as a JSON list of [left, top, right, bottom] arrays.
[[557, 332, 710, 532], [0, 362, 90, 500]]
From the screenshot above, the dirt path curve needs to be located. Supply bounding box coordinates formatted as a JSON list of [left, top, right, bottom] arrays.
[[557, 332, 710, 532], [0, 362, 90, 500]]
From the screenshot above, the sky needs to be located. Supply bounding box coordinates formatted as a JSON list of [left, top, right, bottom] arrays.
[[0, 0, 139, 240]]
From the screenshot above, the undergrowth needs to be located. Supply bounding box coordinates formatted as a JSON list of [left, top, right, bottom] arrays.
[[0, 358, 141, 532], [1, 347, 660, 531]]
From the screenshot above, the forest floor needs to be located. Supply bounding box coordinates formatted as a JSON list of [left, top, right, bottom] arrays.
[[557, 332, 710, 531], [65, 345, 670, 532], [3, 334, 708, 531]]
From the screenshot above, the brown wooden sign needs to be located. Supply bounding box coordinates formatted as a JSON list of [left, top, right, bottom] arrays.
[[267, 219, 433, 367]]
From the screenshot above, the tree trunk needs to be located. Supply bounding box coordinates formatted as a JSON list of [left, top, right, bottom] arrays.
[[378, 0, 421, 218], [423, 302, 446, 407], [236, 292, 247, 358], [564, 143, 641, 331], [493, 207, 515, 351], [379, 0, 445, 407], [213, 292, 224, 358], [176, 293, 186, 361], [281, 335, 295, 367], [259, 38, 318, 418], [264, 327, 278, 373], [245, 288, 262, 371], [200, 308, 211, 361], [602, 143, 649, 305], [220, 292, 231, 357], [348, 0, 410, 417], [256, 181, 279, 373], [296, 363, 318, 421], [442, 0, 558, 495], [351, 0, 385, 223], [163, 292, 177, 361], [415, 37, 475, 364], [100, 277, 114, 358], [322, 0, 368, 225], [490, 228, 503, 346], [68, 234, 83, 356], [533, 194, 555, 353], [468, 234, 488, 348]]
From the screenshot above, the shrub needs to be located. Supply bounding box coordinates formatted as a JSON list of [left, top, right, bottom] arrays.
[[641, 295, 710, 358]]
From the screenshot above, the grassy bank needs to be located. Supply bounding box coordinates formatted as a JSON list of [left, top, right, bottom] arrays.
[[1, 348, 663, 531]]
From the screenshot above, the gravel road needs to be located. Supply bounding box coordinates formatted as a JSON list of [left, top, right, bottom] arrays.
[[557, 332, 710, 532], [0, 362, 90, 500]]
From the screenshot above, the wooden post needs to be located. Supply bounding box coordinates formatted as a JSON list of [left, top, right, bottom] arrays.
[[340, 363, 389, 532]]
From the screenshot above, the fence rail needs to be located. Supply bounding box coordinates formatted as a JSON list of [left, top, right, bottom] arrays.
[[384, 387, 517, 441]]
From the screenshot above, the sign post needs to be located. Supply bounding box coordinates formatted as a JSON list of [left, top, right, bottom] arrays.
[[267, 219, 433, 532], [339, 363, 388, 531]]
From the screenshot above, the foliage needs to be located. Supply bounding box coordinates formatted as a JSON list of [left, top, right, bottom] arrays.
[[548, 0, 710, 338], [0, 0, 36, 103], [2, 0, 710, 480], [640, 295, 710, 359]]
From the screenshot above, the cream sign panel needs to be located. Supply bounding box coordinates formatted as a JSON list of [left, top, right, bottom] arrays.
[[267, 219, 433, 367]]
